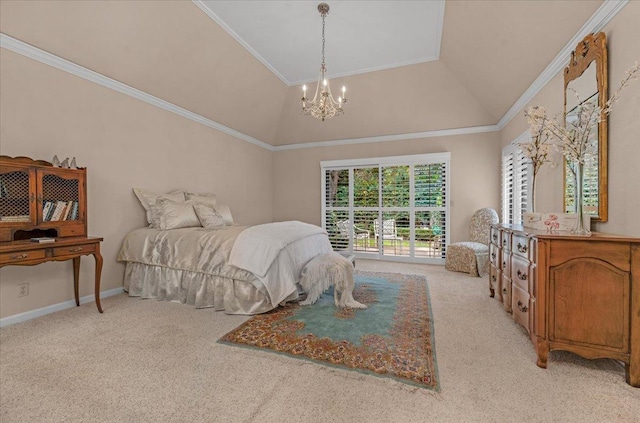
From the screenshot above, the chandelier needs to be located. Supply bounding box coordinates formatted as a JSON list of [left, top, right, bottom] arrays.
[[301, 3, 347, 121]]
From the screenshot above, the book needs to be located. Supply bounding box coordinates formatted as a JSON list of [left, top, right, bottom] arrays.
[[50, 201, 66, 221], [42, 201, 53, 221], [30, 237, 56, 243], [62, 200, 73, 220]]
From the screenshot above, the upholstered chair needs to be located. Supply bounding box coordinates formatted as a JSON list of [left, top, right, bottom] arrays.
[[445, 208, 499, 277]]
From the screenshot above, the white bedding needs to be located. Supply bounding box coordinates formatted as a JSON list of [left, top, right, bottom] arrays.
[[117, 222, 333, 312]]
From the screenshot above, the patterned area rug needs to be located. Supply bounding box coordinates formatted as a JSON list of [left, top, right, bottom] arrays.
[[219, 271, 439, 390]]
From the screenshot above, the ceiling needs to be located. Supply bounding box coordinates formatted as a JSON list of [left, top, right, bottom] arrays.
[[196, 0, 445, 85]]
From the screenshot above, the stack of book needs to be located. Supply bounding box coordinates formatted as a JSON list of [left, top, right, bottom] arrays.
[[30, 237, 56, 243], [42, 200, 79, 221]]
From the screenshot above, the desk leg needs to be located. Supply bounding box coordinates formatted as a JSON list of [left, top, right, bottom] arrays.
[[73, 257, 80, 306], [93, 249, 104, 313]]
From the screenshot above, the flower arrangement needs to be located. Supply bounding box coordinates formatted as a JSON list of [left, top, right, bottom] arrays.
[[520, 108, 556, 212], [522, 61, 639, 233]]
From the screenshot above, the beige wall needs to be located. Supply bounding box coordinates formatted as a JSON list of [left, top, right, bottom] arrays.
[[0, 0, 288, 144], [499, 1, 640, 237], [0, 49, 274, 318], [272, 132, 502, 244], [274, 60, 494, 145]]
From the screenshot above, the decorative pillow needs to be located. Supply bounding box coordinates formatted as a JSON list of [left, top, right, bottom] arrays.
[[133, 188, 185, 226], [185, 192, 217, 208], [214, 204, 234, 226], [154, 198, 201, 230], [193, 203, 226, 229]]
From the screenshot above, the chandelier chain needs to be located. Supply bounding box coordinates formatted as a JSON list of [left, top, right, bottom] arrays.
[[321, 12, 326, 67], [300, 3, 347, 121]]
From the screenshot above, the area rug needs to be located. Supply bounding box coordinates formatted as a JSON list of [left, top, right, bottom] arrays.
[[219, 271, 439, 390]]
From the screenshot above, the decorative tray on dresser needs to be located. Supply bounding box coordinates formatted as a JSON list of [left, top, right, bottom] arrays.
[[0, 156, 103, 313], [489, 223, 639, 387]]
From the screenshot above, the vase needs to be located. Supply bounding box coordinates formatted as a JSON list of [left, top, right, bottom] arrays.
[[571, 161, 590, 236], [531, 172, 538, 213]]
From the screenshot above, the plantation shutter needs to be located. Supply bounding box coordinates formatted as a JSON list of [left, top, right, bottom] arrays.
[[516, 149, 530, 223], [321, 153, 450, 264], [502, 149, 515, 224]]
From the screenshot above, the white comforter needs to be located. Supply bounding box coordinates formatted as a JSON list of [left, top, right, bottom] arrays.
[[117, 222, 333, 306]]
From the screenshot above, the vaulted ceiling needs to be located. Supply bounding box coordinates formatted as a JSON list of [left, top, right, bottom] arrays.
[[0, 0, 605, 146]]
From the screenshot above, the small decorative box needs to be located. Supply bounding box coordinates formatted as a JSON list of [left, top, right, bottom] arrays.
[[523, 212, 591, 233]]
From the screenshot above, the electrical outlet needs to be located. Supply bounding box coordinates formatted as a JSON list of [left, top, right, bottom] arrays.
[[18, 283, 29, 297]]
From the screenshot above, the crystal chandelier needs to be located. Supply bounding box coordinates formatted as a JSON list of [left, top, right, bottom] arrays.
[[301, 3, 347, 121]]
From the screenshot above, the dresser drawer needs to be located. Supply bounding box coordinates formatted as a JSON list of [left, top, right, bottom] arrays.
[[53, 244, 96, 257], [490, 226, 501, 246], [490, 243, 501, 268], [513, 234, 535, 261], [502, 250, 511, 277], [501, 274, 512, 312], [489, 264, 500, 293], [501, 231, 511, 251], [0, 249, 46, 265], [511, 255, 532, 292], [512, 284, 531, 333]]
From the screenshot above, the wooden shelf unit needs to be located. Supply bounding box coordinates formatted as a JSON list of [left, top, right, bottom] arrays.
[[0, 156, 103, 313]]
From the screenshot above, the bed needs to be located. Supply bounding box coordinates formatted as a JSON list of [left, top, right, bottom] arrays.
[[117, 221, 334, 314]]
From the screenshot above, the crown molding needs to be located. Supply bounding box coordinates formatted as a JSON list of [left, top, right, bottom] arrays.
[[496, 0, 628, 130], [273, 125, 498, 151], [0, 33, 275, 152], [192, 0, 290, 86]]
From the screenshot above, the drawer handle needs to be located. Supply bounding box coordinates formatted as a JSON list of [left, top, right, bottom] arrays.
[[517, 269, 528, 281], [517, 243, 528, 253], [491, 253, 496, 260], [492, 234, 497, 240], [517, 300, 528, 313], [503, 261, 507, 268], [491, 275, 496, 282], [10, 253, 28, 260], [502, 288, 508, 295], [68, 247, 83, 253], [503, 240, 507, 246]]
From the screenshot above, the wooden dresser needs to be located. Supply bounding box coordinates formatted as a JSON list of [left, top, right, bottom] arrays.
[[489, 224, 639, 387]]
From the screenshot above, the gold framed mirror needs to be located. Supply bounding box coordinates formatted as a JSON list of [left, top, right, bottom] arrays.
[[563, 32, 608, 222]]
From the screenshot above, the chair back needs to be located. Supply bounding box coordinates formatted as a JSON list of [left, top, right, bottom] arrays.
[[373, 218, 400, 239], [336, 220, 350, 237], [469, 208, 499, 244]]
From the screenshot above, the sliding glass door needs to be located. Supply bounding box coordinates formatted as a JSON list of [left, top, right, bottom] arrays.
[[322, 153, 449, 264]]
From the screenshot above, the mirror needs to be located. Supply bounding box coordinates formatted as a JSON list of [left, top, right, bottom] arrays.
[[563, 32, 608, 222]]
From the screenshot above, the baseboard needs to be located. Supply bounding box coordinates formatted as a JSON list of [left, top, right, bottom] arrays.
[[0, 287, 124, 328]]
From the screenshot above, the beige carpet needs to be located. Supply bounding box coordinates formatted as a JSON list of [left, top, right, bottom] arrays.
[[1, 260, 638, 423]]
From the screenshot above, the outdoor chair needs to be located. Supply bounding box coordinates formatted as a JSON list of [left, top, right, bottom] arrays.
[[336, 220, 370, 251], [373, 218, 403, 253], [444, 208, 499, 277]]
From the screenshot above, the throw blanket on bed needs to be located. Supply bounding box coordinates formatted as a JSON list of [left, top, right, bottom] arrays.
[[229, 221, 327, 278]]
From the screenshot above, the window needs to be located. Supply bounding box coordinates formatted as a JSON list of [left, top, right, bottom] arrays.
[[502, 135, 532, 224], [321, 153, 449, 263]]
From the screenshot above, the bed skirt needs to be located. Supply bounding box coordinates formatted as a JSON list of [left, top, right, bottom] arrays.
[[123, 262, 294, 315]]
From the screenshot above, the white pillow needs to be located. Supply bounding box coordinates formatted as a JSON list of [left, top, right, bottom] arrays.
[[193, 203, 226, 229], [133, 188, 185, 226], [214, 204, 234, 226], [185, 192, 217, 208], [155, 198, 201, 230]]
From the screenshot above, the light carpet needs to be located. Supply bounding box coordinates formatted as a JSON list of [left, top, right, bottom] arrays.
[[220, 271, 439, 390], [1, 260, 639, 422]]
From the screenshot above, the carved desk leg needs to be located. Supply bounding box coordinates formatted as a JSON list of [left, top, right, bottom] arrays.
[[72, 257, 81, 307], [93, 246, 104, 313]]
